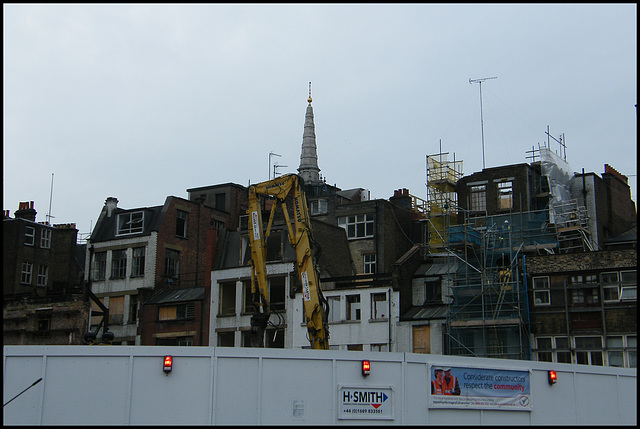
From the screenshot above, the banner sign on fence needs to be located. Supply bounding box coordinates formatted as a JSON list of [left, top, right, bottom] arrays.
[[338, 386, 394, 420], [428, 366, 531, 411]]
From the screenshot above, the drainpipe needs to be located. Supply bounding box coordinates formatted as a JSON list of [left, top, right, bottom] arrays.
[[388, 287, 393, 351]]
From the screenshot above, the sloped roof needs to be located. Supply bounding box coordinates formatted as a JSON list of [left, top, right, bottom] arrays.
[[401, 304, 448, 321], [144, 287, 205, 304]]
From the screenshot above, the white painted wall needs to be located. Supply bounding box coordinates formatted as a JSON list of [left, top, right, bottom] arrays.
[[3, 346, 636, 425]]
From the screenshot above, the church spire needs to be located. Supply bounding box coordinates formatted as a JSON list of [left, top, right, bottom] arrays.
[[298, 82, 321, 184]]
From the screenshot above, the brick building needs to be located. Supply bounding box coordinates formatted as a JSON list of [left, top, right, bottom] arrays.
[[86, 196, 218, 345], [526, 248, 637, 367], [3, 202, 88, 345]]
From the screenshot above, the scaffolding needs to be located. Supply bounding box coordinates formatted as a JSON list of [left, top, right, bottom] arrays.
[[426, 147, 463, 251]]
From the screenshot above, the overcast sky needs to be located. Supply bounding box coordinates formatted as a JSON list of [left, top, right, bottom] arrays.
[[4, 3, 637, 239]]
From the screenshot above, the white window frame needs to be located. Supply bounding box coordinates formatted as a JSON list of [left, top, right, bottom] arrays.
[[24, 226, 35, 246], [338, 214, 374, 239], [532, 276, 550, 306], [620, 270, 637, 301], [21, 261, 33, 284], [37, 264, 48, 287], [116, 211, 144, 236], [40, 228, 52, 249], [310, 199, 328, 215], [363, 253, 377, 274], [497, 180, 513, 210], [574, 336, 604, 366]]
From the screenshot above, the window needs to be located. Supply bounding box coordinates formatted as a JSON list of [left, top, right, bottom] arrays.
[[158, 303, 195, 320], [346, 294, 361, 321], [470, 185, 486, 212], [129, 294, 138, 323], [117, 211, 144, 235], [243, 280, 253, 313], [310, 199, 328, 215], [327, 296, 341, 322], [37, 265, 48, 287], [36, 309, 51, 333], [111, 249, 127, 279], [620, 270, 636, 300], [628, 336, 637, 368], [536, 337, 553, 362], [156, 336, 193, 346], [219, 281, 236, 315], [217, 331, 235, 347], [607, 336, 624, 367], [93, 252, 107, 281], [371, 344, 388, 352], [555, 337, 572, 363], [363, 254, 377, 274], [575, 336, 603, 366], [132, 247, 145, 277], [108, 296, 124, 325], [40, 229, 51, 248], [497, 181, 513, 210], [176, 210, 188, 238], [425, 278, 442, 303], [571, 288, 599, 306], [338, 214, 374, 239], [266, 328, 284, 348], [215, 193, 226, 211], [21, 262, 33, 284], [25, 226, 35, 246], [347, 344, 363, 351], [371, 292, 388, 319], [165, 249, 179, 278], [269, 277, 286, 312], [601, 272, 620, 302], [533, 276, 550, 306]]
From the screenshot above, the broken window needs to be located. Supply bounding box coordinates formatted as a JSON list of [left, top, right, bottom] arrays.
[[219, 281, 236, 315], [117, 211, 144, 235], [497, 181, 513, 210], [346, 294, 361, 321], [269, 277, 286, 312], [128, 294, 138, 323], [217, 331, 235, 347], [176, 210, 188, 238], [327, 296, 341, 322], [371, 292, 388, 319], [158, 303, 195, 321]]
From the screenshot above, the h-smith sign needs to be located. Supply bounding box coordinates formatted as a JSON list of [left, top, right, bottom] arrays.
[[338, 386, 394, 420]]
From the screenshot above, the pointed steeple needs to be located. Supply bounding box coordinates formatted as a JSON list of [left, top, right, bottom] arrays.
[[298, 82, 321, 184]]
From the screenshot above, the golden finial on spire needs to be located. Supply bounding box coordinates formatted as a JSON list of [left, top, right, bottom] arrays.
[[307, 81, 312, 105]]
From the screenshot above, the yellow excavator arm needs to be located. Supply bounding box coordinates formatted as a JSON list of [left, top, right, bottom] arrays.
[[247, 174, 329, 350]]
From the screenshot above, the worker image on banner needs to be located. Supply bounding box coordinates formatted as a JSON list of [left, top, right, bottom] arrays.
[[442, 368, 461, 395], [431, 367, 445, 394], [432, 367, 461, 395]]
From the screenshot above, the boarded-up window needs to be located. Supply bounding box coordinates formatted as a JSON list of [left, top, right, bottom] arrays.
[[413, 325, 431, 354], [108, 296, 124, 325]]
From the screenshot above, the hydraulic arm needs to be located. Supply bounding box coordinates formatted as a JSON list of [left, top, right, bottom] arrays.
[[247, 174, 329, 350]]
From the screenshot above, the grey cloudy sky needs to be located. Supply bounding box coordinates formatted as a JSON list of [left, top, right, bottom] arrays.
[[3, 3, 637, 239]]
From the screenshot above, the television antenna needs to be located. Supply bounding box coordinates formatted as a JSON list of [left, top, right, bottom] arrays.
[[469, 76, 497, 169]]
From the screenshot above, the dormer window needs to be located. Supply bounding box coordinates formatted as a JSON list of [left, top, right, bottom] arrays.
[[117, 211, 144, 235]]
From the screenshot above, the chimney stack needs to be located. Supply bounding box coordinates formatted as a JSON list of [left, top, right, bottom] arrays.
[[105, 197, 118, 217], [15, 201, 37, 222]]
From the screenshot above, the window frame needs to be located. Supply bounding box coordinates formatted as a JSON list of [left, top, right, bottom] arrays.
[[176, 210, 188, 238], [532, 276, 551, 306], [24, 226, 36, 246], [370, 292, 388, 320], [165, 249, 180, 279], [346, 294, 361, 321], [219, 281, 237, 316], [21, 261, 33, 284], [37, 264, 49, 287], [327, 295, 341, 323], [111, 249, 127, 279], [337, 214, 374, 239], [363, 253, 377, 274], [497, 180, 513, 210], [131, 247, 145, 277], [93, 252, 107, 281], [469, 184, 487, 212], [601, 271, 620, 302], [620, 270, 637, 301], [116, 211, 144, 236], [40, 228, 52, 249]]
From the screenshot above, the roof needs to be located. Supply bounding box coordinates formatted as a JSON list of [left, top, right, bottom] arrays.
[[144, 287, 205, 304], [414, 259, 458, 277], [401, 304, 448, 321]]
